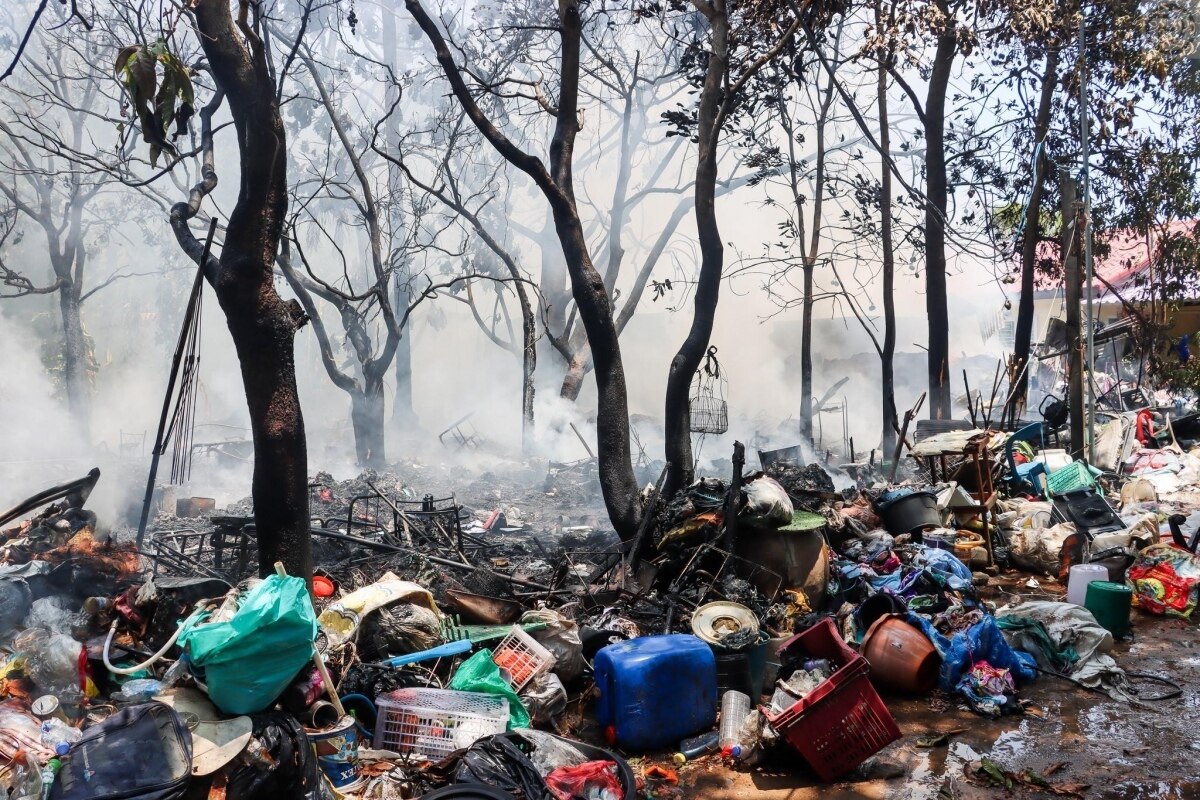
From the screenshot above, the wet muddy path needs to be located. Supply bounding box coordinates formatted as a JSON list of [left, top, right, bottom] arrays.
[[656, 586, 1200, 799]]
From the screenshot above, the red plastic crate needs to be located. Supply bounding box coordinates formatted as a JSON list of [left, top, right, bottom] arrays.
[[774, 616, 859, 669], [762, 619, 900, 781]]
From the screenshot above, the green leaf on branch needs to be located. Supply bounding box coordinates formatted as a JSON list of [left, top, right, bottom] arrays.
[[113, 39, 195, 165]]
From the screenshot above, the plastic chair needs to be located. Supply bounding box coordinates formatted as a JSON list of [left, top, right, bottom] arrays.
[[1005, 422, 1047, 496]]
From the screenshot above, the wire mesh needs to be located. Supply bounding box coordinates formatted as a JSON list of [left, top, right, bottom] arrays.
[[690, 346, 729, 434], [690, 393, 729, 434]]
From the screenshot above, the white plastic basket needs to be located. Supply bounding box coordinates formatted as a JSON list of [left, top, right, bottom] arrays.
[[490, 625, 555, 691], [374, 688, 508, 759]]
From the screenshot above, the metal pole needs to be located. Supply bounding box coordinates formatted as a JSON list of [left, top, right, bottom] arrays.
[[1080, 13, 1096, 461], [135, 219, 218, 549]]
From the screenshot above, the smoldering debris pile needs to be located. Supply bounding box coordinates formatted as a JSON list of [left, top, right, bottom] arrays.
[[152, 463, 610, 541], [4, 416, 1200, 799]]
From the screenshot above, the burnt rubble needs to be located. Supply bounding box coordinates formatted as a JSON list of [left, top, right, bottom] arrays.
[[2, 429, 1200, 798]]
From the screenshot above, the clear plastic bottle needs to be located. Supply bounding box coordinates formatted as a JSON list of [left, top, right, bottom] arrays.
[[39, 718, 81, 747], [7, 754, 43, 800], [718, 690, 751, 751], [113, 678, 164, 704], [673, 730, 719, 764]]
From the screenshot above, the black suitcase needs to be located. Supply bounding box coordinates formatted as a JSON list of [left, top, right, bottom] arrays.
[[52, 702, 192, 800]]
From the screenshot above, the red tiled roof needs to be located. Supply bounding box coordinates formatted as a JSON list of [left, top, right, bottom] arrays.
[[1032, 220, 1196, 298]]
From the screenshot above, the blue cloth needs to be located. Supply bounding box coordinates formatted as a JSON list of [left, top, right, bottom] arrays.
[[912, 545, 974, 591], [854, 545, 975, 595], [906, 612, 1037, 691]]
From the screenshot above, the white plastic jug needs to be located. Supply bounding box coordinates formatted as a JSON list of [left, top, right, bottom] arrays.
[[1067, 564, 1109, 605]]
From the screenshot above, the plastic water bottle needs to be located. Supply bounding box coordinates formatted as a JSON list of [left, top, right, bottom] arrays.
[[718, 690, 751, 751], [673, 730, 719, 764], [39, 718, 80, 748]]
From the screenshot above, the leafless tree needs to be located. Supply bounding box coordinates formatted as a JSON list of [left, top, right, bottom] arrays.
[[378, 103, 542, 453], [270, 17, 429, 469], [0, 22, 154, 439], [659, 0, 819, 493], [406, 0, 645, 537]]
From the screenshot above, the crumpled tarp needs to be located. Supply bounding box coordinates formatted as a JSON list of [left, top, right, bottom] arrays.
[[1092, 415, 1135, 473], [1008, 515, 1157, 577], [906, 612, 1036, 691], [1008, 522, 1076, 575], [995, 601, 1136, 702]]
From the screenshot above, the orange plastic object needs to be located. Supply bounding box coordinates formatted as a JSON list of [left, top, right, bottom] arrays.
[[860, 614, 940, 694]]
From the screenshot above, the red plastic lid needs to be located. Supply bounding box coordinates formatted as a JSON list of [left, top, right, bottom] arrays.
[[313, 576, 335, 598]]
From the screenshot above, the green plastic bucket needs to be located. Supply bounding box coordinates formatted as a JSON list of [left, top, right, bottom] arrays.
[[1085, 581, 1133, 638]]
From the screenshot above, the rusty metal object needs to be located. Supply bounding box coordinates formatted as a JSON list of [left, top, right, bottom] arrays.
[[443, 589, 522, 625]]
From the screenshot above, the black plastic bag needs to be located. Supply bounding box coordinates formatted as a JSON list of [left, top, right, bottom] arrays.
[[452, 736, 553, 800], [225, 713, 332, 800], [338, 662, 423, 699], [0, 578, 31, 638]]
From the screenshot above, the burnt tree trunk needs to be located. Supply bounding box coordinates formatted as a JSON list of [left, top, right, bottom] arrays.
[[790, 32, 838, 445], [351, 377, 387, 469], [381, 6, 417, 432], [877, 3, 899, 457], [47, 199, 92, 440], [799, 262, 814, 443], [924, 21, 956, 420], [57, 274, 89, 438], [663, 8, 729, 495], [1011, 48, 1059, 418], [547, 200, 638, 532], [392, 278, 417, 429], [407, 0, 641, 538], [518, 286, 537, 454], [180, 0, 311, 580]]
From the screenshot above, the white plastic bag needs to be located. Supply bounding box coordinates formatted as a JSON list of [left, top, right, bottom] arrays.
[[741, 475, 794, 527]]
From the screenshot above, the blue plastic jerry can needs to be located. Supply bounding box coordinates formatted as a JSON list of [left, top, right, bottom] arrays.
[[594, 633, 717, 751]]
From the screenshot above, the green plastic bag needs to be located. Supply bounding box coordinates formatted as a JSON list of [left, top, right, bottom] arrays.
[[178, 574, 318, 715], [449, 648, 530, 729]]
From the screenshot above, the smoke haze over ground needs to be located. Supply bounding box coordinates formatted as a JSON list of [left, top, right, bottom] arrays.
[[0, 0, 1022, 525]]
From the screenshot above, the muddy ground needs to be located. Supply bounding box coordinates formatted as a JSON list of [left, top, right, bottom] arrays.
[[649, 574, 1200, 800]]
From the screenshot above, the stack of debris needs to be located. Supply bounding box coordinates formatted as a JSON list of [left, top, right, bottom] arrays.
[[3, 413, 1200, 799]]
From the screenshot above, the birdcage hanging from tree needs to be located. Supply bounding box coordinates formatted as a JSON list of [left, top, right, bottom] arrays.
[[690, 346, 729, 434]]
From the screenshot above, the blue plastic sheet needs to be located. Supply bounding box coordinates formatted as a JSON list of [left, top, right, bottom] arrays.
[[906, 612, 1037, 691]]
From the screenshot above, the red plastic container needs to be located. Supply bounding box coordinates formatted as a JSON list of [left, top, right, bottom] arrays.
[[762, 618, 900, 782]]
